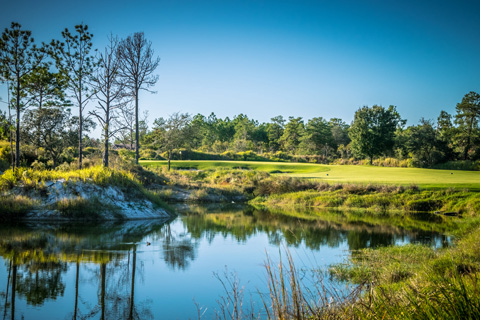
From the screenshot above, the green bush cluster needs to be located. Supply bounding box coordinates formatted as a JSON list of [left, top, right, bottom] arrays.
[[333, 157, 412, 167]]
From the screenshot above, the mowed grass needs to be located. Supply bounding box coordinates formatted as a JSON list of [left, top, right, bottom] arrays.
[[140, 160, 480, 190], [140, 160, 329, 174]]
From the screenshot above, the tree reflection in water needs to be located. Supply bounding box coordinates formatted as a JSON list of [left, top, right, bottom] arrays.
[[0, 206, 450, 319], [176, 204, 450, 251], [160, 224, 197, 270]]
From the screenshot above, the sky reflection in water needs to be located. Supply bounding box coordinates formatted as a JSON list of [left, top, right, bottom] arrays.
[[0, 205, 450, 319]]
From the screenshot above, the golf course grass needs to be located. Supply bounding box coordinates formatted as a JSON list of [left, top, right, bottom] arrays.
[[140, 160, 480, 190]]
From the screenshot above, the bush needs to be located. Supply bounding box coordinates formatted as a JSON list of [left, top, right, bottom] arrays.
[[0, 195, 35, 219], [55, 196, 118, 219], [31, 160, 46, 170], [433, 160, 480, 171], [406, 199, 444, 212]]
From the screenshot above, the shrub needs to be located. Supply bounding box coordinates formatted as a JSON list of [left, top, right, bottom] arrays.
[[0, 195, 35, 219], [406, 199, 444, 212], [433, 160, 480, 171], [54, 196, 118, 219]]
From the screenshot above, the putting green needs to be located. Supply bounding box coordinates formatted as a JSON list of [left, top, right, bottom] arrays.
[[140, 160, 480, 190]]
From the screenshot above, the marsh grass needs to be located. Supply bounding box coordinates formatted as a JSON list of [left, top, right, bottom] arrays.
[[0, 195, 36, 219], [54, 196, 121, 220], [261, 251, 358, 320], [252, 187, 480, 215], [328, 227, 480, 319], [330, 244, 438, 285], [189, 188, 210, 201], [215, 232, 480, 319], [147, 166, 269, 198]]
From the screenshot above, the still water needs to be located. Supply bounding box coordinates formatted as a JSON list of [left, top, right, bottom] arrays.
[[0, 205, 449, 319]]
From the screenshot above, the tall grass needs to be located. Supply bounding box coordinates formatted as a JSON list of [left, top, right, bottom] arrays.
[[0, 195, 36, 219], [214, 244, 480, 319], [211, 223, 480, 319], [0, 166, 139, 191], [252, 181, 480, 215], [54, 196, 121, 220], [261, 251, 357, 320]]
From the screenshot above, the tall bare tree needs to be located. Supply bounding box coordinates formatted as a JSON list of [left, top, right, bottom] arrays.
[[116, 102, 135, 150], [51, 24, 96, 169], [117, 32, 160, 164], [0, 22, 44, 167], [90, 35, 127, 167]]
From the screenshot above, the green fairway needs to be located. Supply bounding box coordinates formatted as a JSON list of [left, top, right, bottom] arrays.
[[140, 160, 480, 190], [140, 160, 330, 174]]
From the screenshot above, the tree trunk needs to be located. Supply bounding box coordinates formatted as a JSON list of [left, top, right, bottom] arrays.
[[135, 87, 139, 165], [6, 80, 14, 168], [128, 247, 137, 320], [464, 126, 472, 161], [11, 262, 16, 320], [3, 260, 11, 320], [100, 263, 106, 320], [78, 77, 83, 170], [104, 108, 109, 168], [74, 261, 79, 320], [168, 151, 171, 171], [15, 77, 20, 168]]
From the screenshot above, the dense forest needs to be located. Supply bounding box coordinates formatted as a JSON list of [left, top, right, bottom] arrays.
[[1, 22, 479, 171]]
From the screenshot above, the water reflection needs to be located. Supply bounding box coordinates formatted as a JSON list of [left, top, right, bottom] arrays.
[[177, 204, 450, 250], [0, 206, 451, 319]]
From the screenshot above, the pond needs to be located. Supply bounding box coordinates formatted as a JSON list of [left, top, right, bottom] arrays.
[[0, 205, 449, 319]]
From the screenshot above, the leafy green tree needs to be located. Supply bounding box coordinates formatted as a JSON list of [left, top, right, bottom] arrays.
[[454, 91, 480, 160], [0, 22, 44, 167], [436, 110, 455, 160], [300, 117, 332, 156], [251, 122, 269, 153], [232, 114, 256, 152], [51, 24, 96, 169], [216, 116, 235, 143], [149, 112, 192, 170], [329, 118, 350, 152], [118, 32, 160, 164], [0, 110, 11, 140], [266, 115, 285, 152], [22, 106, 75, 167], [24, 64, 67, 109], [279, 117, 304, 154], [349, 105, 403, 164], [404, 118, 445, 167], [189, 113, 208, 149]]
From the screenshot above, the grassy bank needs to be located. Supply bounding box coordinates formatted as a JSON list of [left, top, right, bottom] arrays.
[[251, 184, 480, 215], [248, 227, 480, 320], [0, 166, 170, 219], [321, 225, 480, 319]]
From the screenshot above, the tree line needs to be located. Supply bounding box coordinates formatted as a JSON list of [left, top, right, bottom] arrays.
[[145, 92, 479, 169], [0, 22, 159, 168]]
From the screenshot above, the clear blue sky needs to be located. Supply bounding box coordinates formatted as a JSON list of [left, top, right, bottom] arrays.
[[1, 0, 479, 129]]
